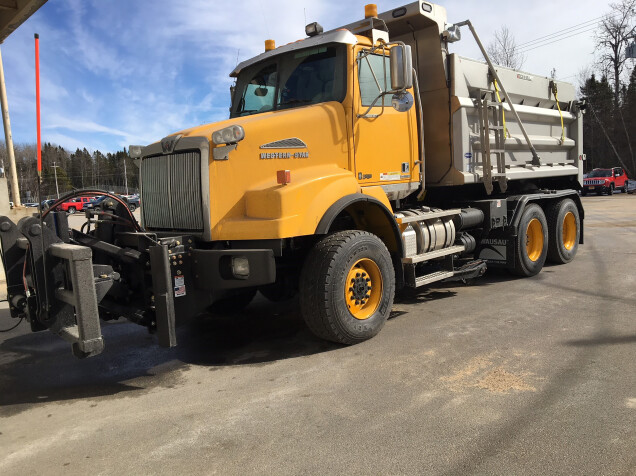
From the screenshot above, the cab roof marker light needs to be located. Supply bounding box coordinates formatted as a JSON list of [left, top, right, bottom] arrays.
[[212, 125, 245, 145], [129, 145, 143, 158], [365, 4, 378, 18], [265, 39, 275, 51]]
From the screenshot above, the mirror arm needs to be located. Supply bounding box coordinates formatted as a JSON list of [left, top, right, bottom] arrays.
[[357, 40, 411, 119]]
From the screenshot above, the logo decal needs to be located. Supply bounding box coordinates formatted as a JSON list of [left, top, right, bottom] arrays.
[[260, 138, 307, 149], [161, 134, 182, 154], [260, 152, 309, 159]]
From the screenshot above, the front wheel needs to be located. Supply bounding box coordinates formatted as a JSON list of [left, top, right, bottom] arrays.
[[128, 203, 137, 212], [607, 184, 615, 195], [623, 181, 628, 193], [512, 204, 548, 277], [299, 231, 395, 345], [67, 207, 76, 214], [546, 198, 580, 264]]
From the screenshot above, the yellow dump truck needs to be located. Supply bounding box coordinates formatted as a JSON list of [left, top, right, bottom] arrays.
[[0, 1, 584, 357]]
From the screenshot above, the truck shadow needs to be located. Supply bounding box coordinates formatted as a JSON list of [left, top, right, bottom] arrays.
[[0, 297, 339, 413]]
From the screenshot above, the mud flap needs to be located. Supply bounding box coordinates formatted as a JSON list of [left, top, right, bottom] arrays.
[[149, 244, 177, 348]]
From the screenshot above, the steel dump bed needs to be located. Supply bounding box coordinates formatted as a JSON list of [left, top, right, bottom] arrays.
[[380, 1, 583, 190]]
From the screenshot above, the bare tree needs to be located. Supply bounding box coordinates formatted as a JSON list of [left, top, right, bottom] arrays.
[[486, 26, 526, 69], [595, 0, 636, 106]]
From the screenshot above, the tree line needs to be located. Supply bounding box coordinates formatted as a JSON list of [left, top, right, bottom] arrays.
[[0, 142, 138, 203]]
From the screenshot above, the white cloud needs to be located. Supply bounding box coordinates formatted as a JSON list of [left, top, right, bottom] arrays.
[[0, 0, 614, 153]]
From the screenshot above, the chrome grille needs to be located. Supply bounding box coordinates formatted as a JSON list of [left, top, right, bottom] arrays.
[[585, 179, 604, 185], [141, 151, 204, 231]]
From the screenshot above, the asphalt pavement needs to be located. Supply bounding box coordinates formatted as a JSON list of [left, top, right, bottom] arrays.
[[0, 196, 634, 475]]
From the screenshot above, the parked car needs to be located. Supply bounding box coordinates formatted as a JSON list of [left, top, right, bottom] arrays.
[[56, 196, 93, 214], [582, 167, 629, 196], [84, 195, 109, 211], [41, 199, 56, 209], [123, 194, 140, 212]]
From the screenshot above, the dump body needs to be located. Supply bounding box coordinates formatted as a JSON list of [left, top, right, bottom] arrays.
[[379, 1, 583, 190]]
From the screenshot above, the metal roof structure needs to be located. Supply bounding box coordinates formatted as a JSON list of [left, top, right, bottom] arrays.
[[0, 0, 47, 44]]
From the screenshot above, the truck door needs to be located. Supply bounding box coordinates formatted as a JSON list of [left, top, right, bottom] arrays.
[[352, 47, 418, 189]]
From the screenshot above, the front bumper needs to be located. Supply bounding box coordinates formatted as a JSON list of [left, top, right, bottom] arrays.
[[190, 248, 276, 290], [583, 184, 610, 193]]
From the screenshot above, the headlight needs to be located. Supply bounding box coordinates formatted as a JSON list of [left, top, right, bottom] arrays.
[[212, 125, 245, 145]]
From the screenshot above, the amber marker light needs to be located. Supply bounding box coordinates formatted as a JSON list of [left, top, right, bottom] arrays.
[[265, 39, 275, 51], [365, 4, 378, 18], [277, 170, 291, 185]]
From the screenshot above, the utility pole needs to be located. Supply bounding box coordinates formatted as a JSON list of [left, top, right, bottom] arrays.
[[123, 157, 128, 195], [51, 161, 60, 198], [0, 46, 21, 206]]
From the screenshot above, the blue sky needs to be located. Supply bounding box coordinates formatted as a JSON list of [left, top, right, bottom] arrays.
[[1, 0, 606, 153]]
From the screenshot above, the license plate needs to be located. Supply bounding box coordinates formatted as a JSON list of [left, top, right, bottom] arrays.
[[589, 186, 595, 190]]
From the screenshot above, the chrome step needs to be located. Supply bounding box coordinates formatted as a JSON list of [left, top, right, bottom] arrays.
[[402, 245, 465, 264], [414, 270, 455, 287]]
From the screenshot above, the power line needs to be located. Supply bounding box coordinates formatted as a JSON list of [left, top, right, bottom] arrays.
[[520, 26, 600, 53], [517, 13, 616, 48]]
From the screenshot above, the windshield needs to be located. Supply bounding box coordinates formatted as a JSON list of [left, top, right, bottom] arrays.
[[231, 44, 346, 118], [588, 169, 612, 177]]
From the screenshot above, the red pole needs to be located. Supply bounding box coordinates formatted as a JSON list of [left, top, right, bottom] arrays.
[[35, 33, 41, 177]]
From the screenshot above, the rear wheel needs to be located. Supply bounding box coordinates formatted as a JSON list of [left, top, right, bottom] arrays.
[[512, 204, 548, 277], [299, 230, 395, 344], [128, 203, 137, 212], [546, 198, 580, 264]]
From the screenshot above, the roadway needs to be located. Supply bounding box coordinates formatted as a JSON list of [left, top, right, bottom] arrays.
[[0, 195, 634, 475]]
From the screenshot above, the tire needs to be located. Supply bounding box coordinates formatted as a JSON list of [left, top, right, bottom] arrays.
[[512, 204, 548, 277], [67, 207, 76, 214], [607, 184, 615, 195], [299, 230, 395, 345], [623, 181, 628, 193], [128, 204, 137, 212], [208, 287, 257, 315], [546, 198, 580, 264]]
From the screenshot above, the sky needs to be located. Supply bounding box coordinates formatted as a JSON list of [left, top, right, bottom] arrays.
[[0, 0, 614, 153]]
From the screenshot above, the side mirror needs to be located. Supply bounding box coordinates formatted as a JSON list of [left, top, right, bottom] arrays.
[[392, 91, 414, 112], [390, 45, 413, 91], [254, 87, 269, 97]]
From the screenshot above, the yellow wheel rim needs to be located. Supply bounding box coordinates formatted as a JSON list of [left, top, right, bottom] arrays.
[[562, 212, 576, 251], [525, 218, 544, 262], [345, 258, 383, 320]]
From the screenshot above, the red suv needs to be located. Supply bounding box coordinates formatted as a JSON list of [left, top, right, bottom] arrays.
[[56, 196, 93, 214], [582, 167, 629, 196]]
